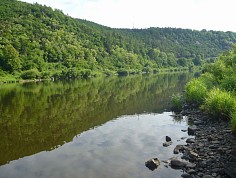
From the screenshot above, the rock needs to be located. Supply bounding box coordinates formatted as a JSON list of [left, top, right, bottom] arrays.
[[202, 175, 213, 178], [181, 129, 187, 132], [194, 120, 204, 126], [171, 158, 187, 169], [163, 141, 173, 147], [186, 162, 196, 168], [187, 169, 196, 174], [145, 158, 160, 171], [186, 138, 195, 144], [181, 173, 192, 178], [224, 157, 236, 178], [166, 136, 172, 142], [188, 125, 197, 135], [174, 145, 186, 154], [188, 151, 199, 158]]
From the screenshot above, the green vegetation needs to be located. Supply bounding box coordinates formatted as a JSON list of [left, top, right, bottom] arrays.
[[183, 45, 236, 130], [1, 0, 236, 82], [170, 93, 183, 113], [185, 79, 208, 106], [201, 88, 236, 120]]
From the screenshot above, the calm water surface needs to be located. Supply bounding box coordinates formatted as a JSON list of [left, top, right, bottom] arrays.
[[0, 73, 194, 178]]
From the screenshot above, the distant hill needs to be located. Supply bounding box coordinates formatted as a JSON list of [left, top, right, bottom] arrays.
[[0, 0, 236, 80]]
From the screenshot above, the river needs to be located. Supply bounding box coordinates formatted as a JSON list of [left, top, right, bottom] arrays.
[[0, 73, 194, 178]]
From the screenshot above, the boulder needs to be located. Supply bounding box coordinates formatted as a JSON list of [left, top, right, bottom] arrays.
[[166, 136, 172, 142], [171, 158, 187, 169], [186, 138, 195, 144], [188, 125, 197, 135], [174, 145, 186, 154], [145, 158, 160, 171]]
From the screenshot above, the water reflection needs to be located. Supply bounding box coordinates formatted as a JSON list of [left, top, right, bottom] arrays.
[[0, 73, 193, 177], [0, 113, 189, 178]]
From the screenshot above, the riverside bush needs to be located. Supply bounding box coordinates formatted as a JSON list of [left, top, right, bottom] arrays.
[[170, 93, 183, 113], [20, 69, 40, 79], [185, 79, 208, 106], [201, 88, 236, 120]]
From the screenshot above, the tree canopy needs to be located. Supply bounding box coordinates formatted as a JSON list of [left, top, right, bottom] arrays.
[[1, 0, 236, 80]]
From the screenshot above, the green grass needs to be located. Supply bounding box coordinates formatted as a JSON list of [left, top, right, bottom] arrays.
[[170, 93, 183, 113], [201, 88, 236, 120], [185, 78, 208, 106]]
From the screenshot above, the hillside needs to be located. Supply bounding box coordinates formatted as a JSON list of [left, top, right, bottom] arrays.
[[0, 0, 236, 81]]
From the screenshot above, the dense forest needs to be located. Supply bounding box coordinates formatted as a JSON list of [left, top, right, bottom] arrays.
[[1, 0, 236, 81]]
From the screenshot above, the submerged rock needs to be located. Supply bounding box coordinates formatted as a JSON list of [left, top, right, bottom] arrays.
[[145, 158, 160, 171], [163, 141, 173, 147]]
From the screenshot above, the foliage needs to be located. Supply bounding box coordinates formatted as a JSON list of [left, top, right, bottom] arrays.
[[20, 69, 40, 79], [185, 79, 208, 106], [0, 0, 236, 81], [201, 88, 236, 120], [170, 93, 183, 113], [184, 45, 236, 130]]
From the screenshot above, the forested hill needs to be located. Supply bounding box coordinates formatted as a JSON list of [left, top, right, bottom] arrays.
[[1, 0, 236, 80]]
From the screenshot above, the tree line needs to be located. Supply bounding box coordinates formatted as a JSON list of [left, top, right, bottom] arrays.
[[1, 0, 236, 81]]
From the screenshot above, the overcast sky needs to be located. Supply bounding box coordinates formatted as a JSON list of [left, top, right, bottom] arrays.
[[19, 0, 236, 32]]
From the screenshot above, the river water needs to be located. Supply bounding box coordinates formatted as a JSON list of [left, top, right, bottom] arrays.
[[0, 73, 194, 178]]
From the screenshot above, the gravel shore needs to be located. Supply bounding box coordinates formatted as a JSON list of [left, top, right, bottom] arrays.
[[174, 107, 236, 178]]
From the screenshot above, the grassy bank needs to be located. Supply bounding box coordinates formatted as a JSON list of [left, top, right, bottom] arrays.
[[171, 45, 236, 131]]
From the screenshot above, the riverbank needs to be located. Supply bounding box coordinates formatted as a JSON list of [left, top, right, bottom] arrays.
[[174, 106, 236, 178]]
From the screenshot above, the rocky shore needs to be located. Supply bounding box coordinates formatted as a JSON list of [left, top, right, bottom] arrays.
[[175, 107, 236, 178], [146, 107, 236, 178]]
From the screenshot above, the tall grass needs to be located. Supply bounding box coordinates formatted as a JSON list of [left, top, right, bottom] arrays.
[[185, 79, 208, 106], [201, 88, 236, 120], [170, 93, 183, 113]]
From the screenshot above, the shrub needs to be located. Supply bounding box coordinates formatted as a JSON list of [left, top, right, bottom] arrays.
[[170, 93, 183, 113], [20, 69, 40, 79], [220, 75, 236, 92], [201, 88, 236, 120], [199, 73, 215, 89], [185, 79, 208, 106]]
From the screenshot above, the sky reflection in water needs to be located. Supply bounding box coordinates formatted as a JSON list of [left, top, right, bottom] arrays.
[[0, 112, 189, 178]]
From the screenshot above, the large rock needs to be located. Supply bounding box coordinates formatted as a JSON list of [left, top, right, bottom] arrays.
[[174, 145, 187, 154], [188, 125, 197, 135], [145, 158, 160, 171], [186, 138, 195, 144], [166, 136, 172, 142], [171, 158, 187, 169]]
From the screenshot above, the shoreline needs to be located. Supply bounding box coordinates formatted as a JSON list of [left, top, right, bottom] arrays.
[[174, 107, 236, 178]]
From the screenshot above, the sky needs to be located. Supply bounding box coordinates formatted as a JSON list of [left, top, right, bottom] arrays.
[[19, 0, 236, 32]]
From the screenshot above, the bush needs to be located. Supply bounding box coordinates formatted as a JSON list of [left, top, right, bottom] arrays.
[[201, 88, 236, 120], [220, 75, 236, 92], [20, 69, 40, 79], [185, 79, 208, 106], [170, 93, 183, 113]]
